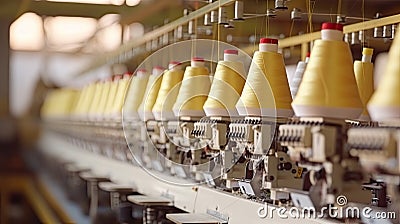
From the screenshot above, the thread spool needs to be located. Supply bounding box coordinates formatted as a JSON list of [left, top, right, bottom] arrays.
[[218, 7, 228, 25], [383, 25, 392, 38], [138, 66, 164, 121], [234, 1, 244, 21], [88, 78, 107, 121], [210, 10, 218, 23], [354, 48, 374, 121], [152, 61, 184, 120], [94, 77, 112, 120], [77, 82, 97, 120], [72, 84, 87, 119], [204, 13, 211, 26], [292, 23, 363, 119], [41, 89, 78, 120], [102, 74, 122, 120], [204, 49, 246, 117], [391, 24, 397, 39], [290, 53, 310, 98], [124, 69, 149, 120], [291, 8, 302, 20], [368, 24, 400, 121], [109, 73, 132, 120], [188, 20, 195, 35], [237, 38, 293, 117], [351, 32, 360, 45], [374, 26, 383, 38], [173, 57, 211, 117]]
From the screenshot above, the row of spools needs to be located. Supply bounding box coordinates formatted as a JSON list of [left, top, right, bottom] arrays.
[[41, 22, 400, 123]]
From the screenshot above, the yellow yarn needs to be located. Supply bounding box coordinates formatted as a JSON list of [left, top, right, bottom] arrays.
[[87, 81, 103, 119], [41, 89, 78, 119], [103, 77, 120, 118], [237, 51, 292, 116], [173, 66, 210, 117], [110, 76, 131, 119], [72, 85, 87, 116], [76, 82, 96, 118], [124, 74, 150, 119], [292, 39, 363, 118], [152, 68, 184, 120], [203, 61, 246, 116], [95, 79, 111, 119], [138, 74, 163, 121], [368, 25, 400, 121], [354, 60, 374, 119]]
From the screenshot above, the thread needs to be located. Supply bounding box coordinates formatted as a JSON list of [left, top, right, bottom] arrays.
[[173, 58, 211, 117], [152, 62, 184, 120], [87, 80, 104, 121], [41, 89, 78, 120], [292, 23, 363, 119], [354, 48, 374, 121], [72, 84, 87, 119], [76, 82, 97, 120], [102, 75, 122, 120], [204, 49, 246, 117], [237, 38, 293, 117], [124, 69, 149, 120], [290, 53, 310, 98], [138, 66, 164, 121], [368, 24, 400, 121], [109, 73, 132, 120], [95, 77, 112, 120]]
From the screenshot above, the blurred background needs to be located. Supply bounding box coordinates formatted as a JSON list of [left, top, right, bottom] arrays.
[[0, 0, 399, 223]]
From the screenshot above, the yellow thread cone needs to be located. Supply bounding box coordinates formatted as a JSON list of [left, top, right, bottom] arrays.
[[110, 74, 131, 120], [204, 51, 246, 117], [124, 70, 150, 120], [87, 81, 103, 120], [237, 39, 292, 117], [173, 59, 211, 117], [77, 82, 96, 120], [102, 75, 121, 120], [368, 25, 400, 121], [354, 48, 374, 121], [72, 85, 87, 118], [152, 63, 184, 120], [292, 26, 363, 119], [95, 77, 112, 120], [138, 67, 164, 121], [41, 89, 78, 120]]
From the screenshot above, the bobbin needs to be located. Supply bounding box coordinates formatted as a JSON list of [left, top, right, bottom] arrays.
[[123, 72, 133, 79], [191, 57, 205, 67], [223, 49, 239, 62], [259, 38, 279, 52], [169, 61, 182, 70], [321, 22, 343, 41], [362, 47, 373, 63], [152, 66, 164, 76]]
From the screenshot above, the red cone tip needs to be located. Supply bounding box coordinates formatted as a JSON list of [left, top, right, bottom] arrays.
[[169, 61, 181, 65], [137, 68, 147, 73], [321, 22, 343, 31], [192, 57, 205, 62], [224, 49, 239, 55], [154, 66, 164, 70], [113, 75, 123, 81], [260, 38, 278, 44]]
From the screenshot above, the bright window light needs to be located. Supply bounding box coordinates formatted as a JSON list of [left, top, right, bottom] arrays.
[[10, 12, 44, 51], [97, 23, 122, 51], [44, 16, 97, 51], [126, 0, 141, 6], [123, 22, 144, 43]]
